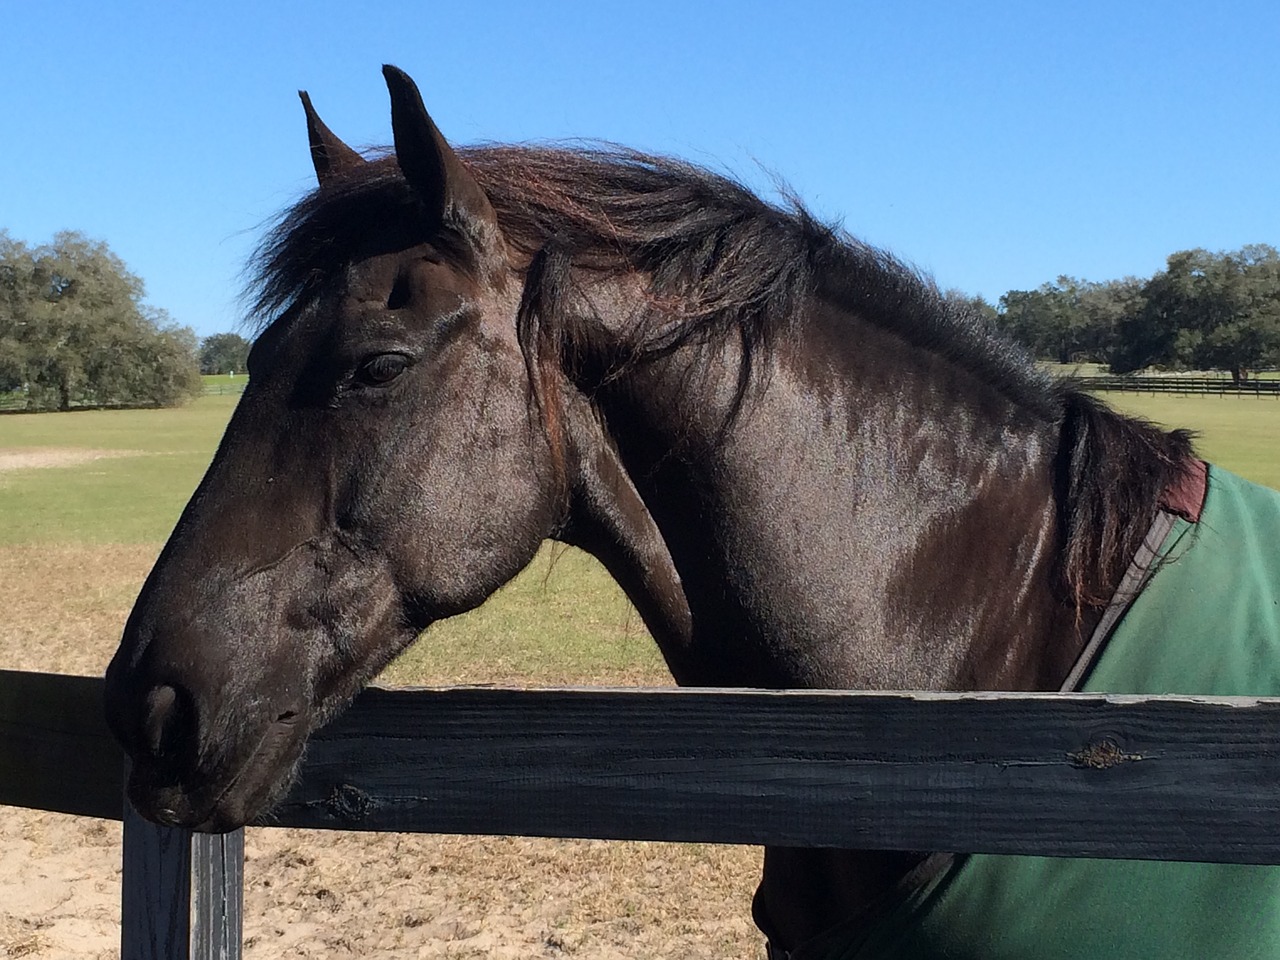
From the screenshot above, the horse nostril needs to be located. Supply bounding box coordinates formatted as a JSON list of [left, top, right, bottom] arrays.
[[142, 684, 196, 762]]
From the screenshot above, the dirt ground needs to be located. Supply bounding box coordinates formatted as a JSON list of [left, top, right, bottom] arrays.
[[1, 811, 763, 959], [0, 545, 766, 959]]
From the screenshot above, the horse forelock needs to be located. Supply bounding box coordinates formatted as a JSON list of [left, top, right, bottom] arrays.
[[245, 156, 493, 338]]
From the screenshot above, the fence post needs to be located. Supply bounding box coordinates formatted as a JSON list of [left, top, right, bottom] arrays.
[[121, 789, 244, 960]]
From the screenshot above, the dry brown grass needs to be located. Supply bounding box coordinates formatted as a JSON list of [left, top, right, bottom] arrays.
[[0, 544, 765, 959], [0, 544, 158, 675]]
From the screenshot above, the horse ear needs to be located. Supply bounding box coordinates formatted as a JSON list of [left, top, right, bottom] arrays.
[[382, 64, 496, 229], [298, 91, 366, 185]]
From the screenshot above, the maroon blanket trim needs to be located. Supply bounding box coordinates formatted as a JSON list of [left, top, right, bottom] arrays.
[[1160, 458, 1208, 523]]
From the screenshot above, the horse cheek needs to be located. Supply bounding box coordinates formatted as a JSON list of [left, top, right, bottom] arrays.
[[378, 406, 556, 619]]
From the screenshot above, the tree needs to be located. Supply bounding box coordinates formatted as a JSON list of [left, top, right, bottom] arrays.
[[1111, 246, 1280, 380], [942, 289, 999, 326], [996, 277, 1119, 364], [0, 231, 202, 410], [0, 232, 35, 393], [997, 286, 1065, 362], [990, 245, 1280, 378], [199, 332, 251, 375], [1075, 277, 1144, 366]]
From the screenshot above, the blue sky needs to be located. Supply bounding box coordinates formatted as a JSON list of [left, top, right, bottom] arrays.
[[3, 1, 1276, 338]]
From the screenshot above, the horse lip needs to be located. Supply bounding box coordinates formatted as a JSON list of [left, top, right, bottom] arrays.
[[127, 713, 308, 832]]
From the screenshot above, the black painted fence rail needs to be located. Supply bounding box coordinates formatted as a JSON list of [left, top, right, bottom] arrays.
[[8, 670, 1280, 861], [5, 668, 1280, 958]]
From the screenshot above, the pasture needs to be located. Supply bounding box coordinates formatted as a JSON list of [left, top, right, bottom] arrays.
[[1, 387, 1277, 958]]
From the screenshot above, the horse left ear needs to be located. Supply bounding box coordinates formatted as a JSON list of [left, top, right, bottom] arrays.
[[299, 91, 366, 185], [382, 64, 496, 230]]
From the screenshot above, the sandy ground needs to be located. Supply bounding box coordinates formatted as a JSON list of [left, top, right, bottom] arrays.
[[0, 545, 766, 959], [1, 811, 762, 959]]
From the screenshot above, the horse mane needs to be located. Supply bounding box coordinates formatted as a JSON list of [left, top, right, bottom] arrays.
[[252, 145, 1053, 407], [1057, 392, 1196, 610], [247, 143, 1197, 612], [461, 145, 1064, 417]]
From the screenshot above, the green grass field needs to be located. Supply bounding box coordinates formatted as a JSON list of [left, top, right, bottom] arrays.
[[1, 388, 1275, 684], [0, 394, 238, 544]]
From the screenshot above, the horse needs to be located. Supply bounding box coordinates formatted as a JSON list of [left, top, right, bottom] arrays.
[[104, 66, 1280, 959]]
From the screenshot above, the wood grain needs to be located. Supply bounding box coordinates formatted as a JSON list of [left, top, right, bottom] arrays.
[[121, 797, 243, 960], [5, 670, 1280, 863], [278, 685, 1280, 863]]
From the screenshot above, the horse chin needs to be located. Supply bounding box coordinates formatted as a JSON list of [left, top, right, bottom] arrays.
[[126, 716, 309, 834]]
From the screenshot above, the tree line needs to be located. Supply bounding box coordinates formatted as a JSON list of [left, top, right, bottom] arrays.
[[0, 231, 252, 412], [979, 244, 1280, 382]]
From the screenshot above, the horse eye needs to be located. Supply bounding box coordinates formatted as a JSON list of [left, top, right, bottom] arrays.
[[356, 352, 411, 386]]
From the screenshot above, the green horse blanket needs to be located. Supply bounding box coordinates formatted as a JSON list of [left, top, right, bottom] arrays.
[[801, 464, 1280, 960]]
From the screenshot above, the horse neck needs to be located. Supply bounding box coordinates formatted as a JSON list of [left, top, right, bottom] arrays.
[[577, 292, 1088, 693], [557, 285, 1105, 954]]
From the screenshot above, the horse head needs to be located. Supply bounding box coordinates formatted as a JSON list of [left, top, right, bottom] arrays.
[[104, 67, 677, 831]]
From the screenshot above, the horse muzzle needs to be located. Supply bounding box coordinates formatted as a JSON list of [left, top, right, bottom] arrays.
[[124, 716, 308, 832], [109, 673, 311, 832]]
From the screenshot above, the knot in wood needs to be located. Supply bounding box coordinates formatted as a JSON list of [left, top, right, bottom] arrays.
[[1068, 738, 1144, 770], [325, 782, 375, 822]]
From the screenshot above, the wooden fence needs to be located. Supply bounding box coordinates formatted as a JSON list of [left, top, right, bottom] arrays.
[[1070, 375, 1280, 396], [4, 668, 1280, 958], [202, 381, 248, 397]]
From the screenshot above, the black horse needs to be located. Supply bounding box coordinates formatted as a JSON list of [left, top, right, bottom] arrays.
[[106, 67, 1280, 958]]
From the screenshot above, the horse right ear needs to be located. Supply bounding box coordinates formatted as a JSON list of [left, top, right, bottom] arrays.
[[298, 91, 366, 185], [382, 64, 497, 233]]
